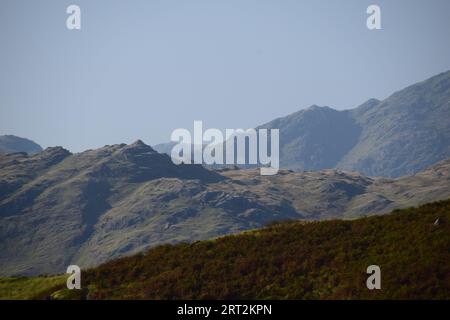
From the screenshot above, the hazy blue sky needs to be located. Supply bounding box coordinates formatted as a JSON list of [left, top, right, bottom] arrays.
[[1, 0, 449, 152]]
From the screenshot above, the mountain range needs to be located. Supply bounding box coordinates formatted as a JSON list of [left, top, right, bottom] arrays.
[[155, 71, 450, 178], [1, 140, 449, 276], [0, 70, 449, 277]]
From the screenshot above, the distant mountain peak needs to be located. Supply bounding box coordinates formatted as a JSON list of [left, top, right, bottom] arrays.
[[123, 139, 156, 154], [361, 98, 381, 108], [1, 147, 449, 276], [305, 105, 334, 112], [130, 139, 147, 147], [0, 135, 42, 155], [33, 146, 72, 167], [42, 146, 70, 154], [256, 71, 450, 177]]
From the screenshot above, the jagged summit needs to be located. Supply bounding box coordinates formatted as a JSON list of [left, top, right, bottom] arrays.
[[1, 142, 449, 276], [155, 72, 450, 178], [364, 98, 381, 105], [130, 139, 148, 147], [256, 71, 450, 177], [306, 104, 333, 111], [351, 98, 381, 113], [41, 146, 71, 155], [123, 139, 157, 153]]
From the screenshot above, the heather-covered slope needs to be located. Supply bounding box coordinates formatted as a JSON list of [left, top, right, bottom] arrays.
[[5, 199, 447, 300], [81, 199, 449, 300]]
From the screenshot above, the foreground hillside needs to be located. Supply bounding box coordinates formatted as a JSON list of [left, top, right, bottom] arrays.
[[3, 199, 445, 300], [0, 275, 66, 299], [1, 140, 450, 276], [78, 199, 449, 299]]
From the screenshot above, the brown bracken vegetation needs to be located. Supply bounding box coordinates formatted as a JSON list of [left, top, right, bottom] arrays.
[[81, 199, 450, 300]]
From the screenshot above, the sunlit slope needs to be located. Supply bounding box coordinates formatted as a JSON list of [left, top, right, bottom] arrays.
[[83, 199, 450, 299]]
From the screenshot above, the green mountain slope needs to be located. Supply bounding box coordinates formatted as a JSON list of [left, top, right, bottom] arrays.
[[81, 199, 450, 300], [1, 199, 449, 299], [1, 138, 450, 276], [0, 276, 67, 300]]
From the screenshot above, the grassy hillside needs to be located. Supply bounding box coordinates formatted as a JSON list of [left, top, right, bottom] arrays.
[[0, 276, 67, 300], [1, 199, 448, 300], [81, 199, 450, 299], [3, 141, 449, 278]]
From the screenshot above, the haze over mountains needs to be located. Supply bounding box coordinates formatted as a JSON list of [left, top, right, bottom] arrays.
[[155, 71, 450, 178]]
